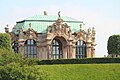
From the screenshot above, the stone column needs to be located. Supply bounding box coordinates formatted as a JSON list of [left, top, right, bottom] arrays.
[[72, 46, 76, 58], [68, 44, 74, 58], [18, 39, 25, 56], [67, 37, 73, 58], [67, 45, 73, 58], [63, 45, 67, 59], [91, 41, 96, 58], [86, 42, 92, 58], [44, 47, 48, 59], [86, 37, 92, 58], [19, 45, 24, 55], [91, 27, 96, 58], [38, 46, 41, 59], [71, 40, 76, 58], [46, 33, 52, 59], [47, 44, 52, 59], [91, 47, 95, 57], [86, 28, 92, 58], [41, 47, 47, 59]]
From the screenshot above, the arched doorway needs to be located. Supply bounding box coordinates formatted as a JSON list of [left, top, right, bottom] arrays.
[[76, 40, 87, 58], [52, 39, 63, 59], [24, 39, 37, 58]]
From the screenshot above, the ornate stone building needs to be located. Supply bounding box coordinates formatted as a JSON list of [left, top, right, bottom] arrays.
[[5, 12, 96, 60]]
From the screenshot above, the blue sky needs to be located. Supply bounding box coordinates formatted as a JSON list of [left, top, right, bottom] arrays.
[[0, 0, 120, 57]]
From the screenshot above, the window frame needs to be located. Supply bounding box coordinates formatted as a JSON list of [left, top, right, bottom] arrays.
[[76, 40, 86, 58], [24, 40, 37, 58]]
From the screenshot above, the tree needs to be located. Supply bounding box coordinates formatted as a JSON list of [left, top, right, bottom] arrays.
[[107, 35, 120, 55], [0, 48, 48, 80], [0, 33, 48, 80], [0, 33, 12, 51]]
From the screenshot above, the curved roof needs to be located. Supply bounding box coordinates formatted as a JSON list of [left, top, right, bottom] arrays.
[[25, 15, 79, 22], [14, 15, 85, 34]]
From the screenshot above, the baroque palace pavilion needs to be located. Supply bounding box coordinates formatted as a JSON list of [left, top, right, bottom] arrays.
[[5, 11, 96, 60]]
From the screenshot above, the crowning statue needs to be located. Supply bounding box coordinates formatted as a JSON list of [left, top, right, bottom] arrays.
[[58, 11, 61, 18]]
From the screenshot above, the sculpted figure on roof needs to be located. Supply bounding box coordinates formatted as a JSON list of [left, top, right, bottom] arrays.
[[58, 11, 61, 18]]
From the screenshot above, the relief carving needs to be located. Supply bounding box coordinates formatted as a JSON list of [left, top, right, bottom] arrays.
[[46, 19, 72, 37], [25, 23, 37, 39], [75, 25, 86, 41]]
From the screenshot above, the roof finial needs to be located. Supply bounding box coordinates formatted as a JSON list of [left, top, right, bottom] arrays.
[[6, 24, 9, 28], [80, 24, 82, 31], [44, 11, 47, 15], [58, 11, 61, 18]]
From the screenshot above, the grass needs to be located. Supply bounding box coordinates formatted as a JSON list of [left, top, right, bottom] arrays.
[[36, 64, 120, 80]]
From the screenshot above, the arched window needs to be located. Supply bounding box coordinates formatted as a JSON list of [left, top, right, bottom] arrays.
[[52, 39, 63, 59], [24, 40, 37, 58], [76, 41, 86, 58]]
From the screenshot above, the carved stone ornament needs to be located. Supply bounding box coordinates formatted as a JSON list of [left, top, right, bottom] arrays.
[[25, 23, 37, 39], [75, 24, 86, 41], [19, 27, 24, 39], [92, 27, 96, 37], [47, 18, 72, 37]]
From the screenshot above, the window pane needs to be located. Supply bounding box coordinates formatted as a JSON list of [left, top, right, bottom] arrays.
[[56, 55, 59, 59], [34, 46, 37, 55], [53, 55, 55, 59], [76, 41, 86, 58], [31, 40, 34, 44], [52, 39, 63, 59], [27, 40, 31, 44]]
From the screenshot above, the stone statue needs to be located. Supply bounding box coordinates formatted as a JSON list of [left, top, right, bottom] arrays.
[[88, 27, 92, 35], [80, 24, 82, 31], [47, 26, 51, 33], [44, 11, 47, 15], [92, 27, 96, 36], [58, 11, 61, 18]]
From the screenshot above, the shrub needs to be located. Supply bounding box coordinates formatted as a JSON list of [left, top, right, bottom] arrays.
[[0, 62, 48, 80], [0, 49, 48, 80], [107, 35, 120, 54]]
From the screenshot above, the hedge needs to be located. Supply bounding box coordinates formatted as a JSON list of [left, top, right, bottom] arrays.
[[38, 58, 120, 65]]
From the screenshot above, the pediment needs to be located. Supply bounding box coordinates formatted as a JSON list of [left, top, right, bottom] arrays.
[[25, 23, 37, 39]]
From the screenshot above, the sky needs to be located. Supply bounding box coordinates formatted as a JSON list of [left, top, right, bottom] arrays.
[[0, 0, 120, 57]]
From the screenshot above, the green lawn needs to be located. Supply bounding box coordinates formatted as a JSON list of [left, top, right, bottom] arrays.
[[36, 64, 120, 80]]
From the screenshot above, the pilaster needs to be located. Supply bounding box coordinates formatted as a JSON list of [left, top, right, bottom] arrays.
[[18, 39, 25, 56]]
